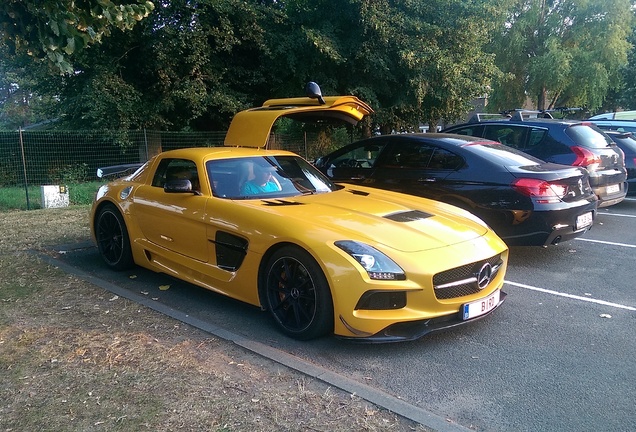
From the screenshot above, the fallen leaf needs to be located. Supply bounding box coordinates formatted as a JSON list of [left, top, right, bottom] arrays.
[[159, 285, 170, 291]]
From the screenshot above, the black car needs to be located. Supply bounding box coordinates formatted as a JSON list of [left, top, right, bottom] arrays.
[[314, 134, 598, 247], [604, 131, 636, 194], [442, 112, 627, 207]]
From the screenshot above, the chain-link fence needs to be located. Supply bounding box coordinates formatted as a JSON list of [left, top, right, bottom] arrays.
[[0, 129, 333, 210]]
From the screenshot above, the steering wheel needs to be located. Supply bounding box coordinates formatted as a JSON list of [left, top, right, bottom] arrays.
[[336, 158, 362, 168]]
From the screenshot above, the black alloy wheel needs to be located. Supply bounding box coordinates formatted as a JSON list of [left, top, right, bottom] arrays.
[[264, 246, 333, 340], [95, 204, 134, 270]]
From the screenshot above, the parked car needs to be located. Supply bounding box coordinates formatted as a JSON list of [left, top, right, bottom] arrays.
[[604, 131, 636, 194], [443, 111, 628, 207], [589, 110, 636, 120], [587, 119, 636, 134], [314, 134, 597, 247], [90, 85, 508, 342]]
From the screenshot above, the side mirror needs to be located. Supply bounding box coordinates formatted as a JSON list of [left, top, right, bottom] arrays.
[[305, 81, 326, 105]]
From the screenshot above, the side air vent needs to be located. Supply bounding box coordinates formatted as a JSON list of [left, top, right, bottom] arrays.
[[384, 210, 433, 222]]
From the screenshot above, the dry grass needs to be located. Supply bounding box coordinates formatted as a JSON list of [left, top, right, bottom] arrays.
[[0, 207, 429, 432]]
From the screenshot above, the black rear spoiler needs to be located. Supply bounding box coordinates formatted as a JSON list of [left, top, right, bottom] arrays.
[[97, 163, 144, 178]]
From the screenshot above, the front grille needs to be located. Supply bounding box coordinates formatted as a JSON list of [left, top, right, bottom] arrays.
[[433, 254, 503, 300]]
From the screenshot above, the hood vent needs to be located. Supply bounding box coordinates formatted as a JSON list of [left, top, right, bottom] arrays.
[[347, 189, 370, 196], [384, 210, 433, 222], [262, 199, 305, 206]]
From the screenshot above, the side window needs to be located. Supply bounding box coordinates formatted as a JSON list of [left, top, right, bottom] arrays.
[[152, 158, 200, 191], [484, 125, 527, 149], [331, 142, 386, 168], [450, 126, 483, 137], [376, 142, 433, 168], [527, 128, 548, 148], [428, 148, 464, 170]]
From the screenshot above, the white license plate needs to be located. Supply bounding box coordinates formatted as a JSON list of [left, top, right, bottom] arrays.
[[462, 290, 500, 320], [576, 211, 593, 230], [606, 184, 620, 194]]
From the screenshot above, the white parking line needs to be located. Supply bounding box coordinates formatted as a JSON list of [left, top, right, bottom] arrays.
[[505, 281, 636, 311], [598, 212, 636, 218], [575, 238, 636, 248]]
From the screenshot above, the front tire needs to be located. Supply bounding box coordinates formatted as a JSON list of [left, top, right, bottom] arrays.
[[263, 246, 334, 340], [95, 204, 134, 271]]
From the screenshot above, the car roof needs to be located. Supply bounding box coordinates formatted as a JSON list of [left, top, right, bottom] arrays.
[[588, 119, 636, 126], [224, 95, 374, 148], [444, 117, 583, 132], [589, 110, 636, 120]]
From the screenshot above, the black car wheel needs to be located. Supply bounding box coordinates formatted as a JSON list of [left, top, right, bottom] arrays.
[[95, 204, 134, 270], [264, 246, 334, 340]]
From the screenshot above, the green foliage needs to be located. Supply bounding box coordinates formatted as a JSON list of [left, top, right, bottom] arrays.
[[3, 0, 633, 132], [0, 0, 155, 74], [266, 0, 504, 131], [615, 26, 636, 110], [47, 163, 90, 184], [488, 0, 634, 112]]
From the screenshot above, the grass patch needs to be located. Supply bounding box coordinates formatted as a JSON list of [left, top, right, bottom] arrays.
[[0, 182, 103, 211]]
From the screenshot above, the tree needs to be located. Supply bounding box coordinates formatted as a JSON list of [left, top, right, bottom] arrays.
[[488, 0, 634, 112], [268, 0, 504, 133], [52, 0, 277, 130], [616, 25, 636, 110], [0, 0, 155, 74], [0, 39, 62, 129], [1, 0, 505, 132]]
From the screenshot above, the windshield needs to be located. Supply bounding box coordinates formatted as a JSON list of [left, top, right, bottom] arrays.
[[206, 155, 339, 199]]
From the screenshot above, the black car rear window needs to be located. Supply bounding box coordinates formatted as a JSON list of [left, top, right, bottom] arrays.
[[565, 124, 614, 149], [465, 142, 543, 166], [612, 135, 636, 153]]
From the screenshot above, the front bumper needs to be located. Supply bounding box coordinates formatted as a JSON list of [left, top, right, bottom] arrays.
[[337, 290, 507, 343]]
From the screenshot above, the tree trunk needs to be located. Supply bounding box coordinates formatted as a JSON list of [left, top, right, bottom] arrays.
[[537, 86, 547, 111]]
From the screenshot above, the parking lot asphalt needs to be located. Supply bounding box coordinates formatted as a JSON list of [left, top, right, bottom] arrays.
[[45, 197, 636, 432]]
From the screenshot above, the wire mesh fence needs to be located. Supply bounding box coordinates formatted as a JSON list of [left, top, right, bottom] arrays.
[[0, 129, 323, 210]]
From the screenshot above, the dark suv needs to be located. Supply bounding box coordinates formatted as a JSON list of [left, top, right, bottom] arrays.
[[443, 111, 628, 207]]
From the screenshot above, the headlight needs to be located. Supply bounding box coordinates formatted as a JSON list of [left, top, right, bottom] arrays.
[[335, 241, 406, 281]]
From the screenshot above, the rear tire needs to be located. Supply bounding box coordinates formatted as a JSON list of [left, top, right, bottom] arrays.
[[263, 246, 334, 340], [95, 204, 134, 271]]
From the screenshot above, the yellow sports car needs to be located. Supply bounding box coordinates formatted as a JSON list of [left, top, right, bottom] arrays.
[[90, 84, 509, 342]]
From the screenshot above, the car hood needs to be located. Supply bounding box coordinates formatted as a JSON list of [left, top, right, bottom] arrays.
[[246, 186, 491, 253], [224, 95, 374, 148]]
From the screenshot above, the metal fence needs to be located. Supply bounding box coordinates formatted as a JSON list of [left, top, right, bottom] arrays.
[[0, 129, 330, 210], [0, 129, 320, 187]]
